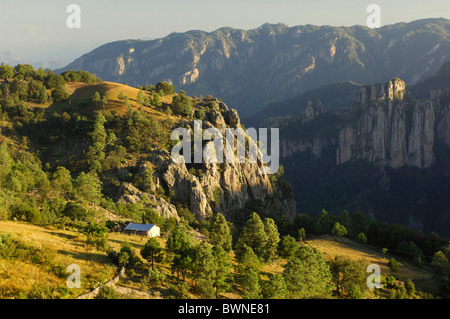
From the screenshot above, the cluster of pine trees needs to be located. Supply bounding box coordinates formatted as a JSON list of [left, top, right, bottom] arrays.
[[287, 208, 450, 298], [0, 66, 181, 229], [120, 81, 192, 117], [112, 211, 378, 299], [0, 139, 103, 224], [0, 63, 100, 116]]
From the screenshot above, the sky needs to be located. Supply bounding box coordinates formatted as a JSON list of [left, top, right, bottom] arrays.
[[1, 0, 449, 68]]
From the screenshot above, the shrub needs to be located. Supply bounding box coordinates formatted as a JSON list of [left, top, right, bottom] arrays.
[[62, 202, 88, 220], [95, 286, 121, 299], [155, 81, 175, 96], [147, 268, 167, 288], [27, 284, 54, 299], [332, 222, 347, 237], [51, 84, 69, 102], [357, 232, 367, 243], [388, 258, 399, 273], [171, 94, 192, 117]]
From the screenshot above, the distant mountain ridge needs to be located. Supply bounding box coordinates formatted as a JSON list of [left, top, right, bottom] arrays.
[[56, 18, 450, 117], [410, 60, 450, 98]]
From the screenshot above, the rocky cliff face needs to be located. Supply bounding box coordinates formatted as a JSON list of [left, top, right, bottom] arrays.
[[273, 100, 335, 158], [432, 88, 450, 148], [265, 75, 450, 234], [116, 99, 296, 221], [337, 78, 436, 168], [229, 49, 450, 234], [274, 78, 449, 170]]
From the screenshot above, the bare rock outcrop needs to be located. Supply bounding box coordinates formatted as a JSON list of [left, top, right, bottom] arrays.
[[272, 78, 449, 172], [337, 78, 437, 168], [117, 182, 180, 221], [432, 88, 450, 148], [117, 102, 298, 221], [353, 78, 406, 104]]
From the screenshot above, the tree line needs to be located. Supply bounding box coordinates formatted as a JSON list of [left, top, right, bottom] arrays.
[[112, 211, 395, 299]]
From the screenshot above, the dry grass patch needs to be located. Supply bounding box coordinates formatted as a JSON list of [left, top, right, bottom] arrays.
[[0, 221, 117, 298], [307, 235, 434, 293]]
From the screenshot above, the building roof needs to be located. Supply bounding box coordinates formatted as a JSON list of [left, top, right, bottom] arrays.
[[124, 223, 158, 232]]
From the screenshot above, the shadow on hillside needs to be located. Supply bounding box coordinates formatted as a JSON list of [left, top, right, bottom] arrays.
[[44, 82, 107, 116], [39, 229, 112, 264], [45, 98, 97, 116], [42, 229, 78, 241], [56, 248, 111, 265]]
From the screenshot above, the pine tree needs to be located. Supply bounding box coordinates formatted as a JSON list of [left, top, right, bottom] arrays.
[[283, 245, 333, 298], [236, 212, 267, 260], [52, 84, 69, 102], [136, 165, 155, 192], [0, 63, 14, 82], [278, 235, 298, 259], [137, 90, 145, 107], [388, 258, 400, 273], [51, 166, 73, 196], [263, 273, 287, 299], [73, 171, 103, 206], [330, 256, 367, 298], [155, 81, 175, 95], [191, 242, 217, 291], [236, 244, 262, 299], [263, 218, 280, 261], [86, 112, 107, 173], [167, 223, 194, 281], [101, 95, 108, 111], [92, 91, 101, 107], [209, 212, 232, 251], [240, 267, 262, 299], [38, 86, 48, 104], [118, 242, 139, 268], [212, 245, 233, 297], [298, 228, 306, 242], [0, 142, 14, 186], [143, 95, 151, 107], [236, 244, 261, 273], [332, 222, 348, 237], [152, 93, 162, 107], [317, 208, 332, 234], [172, 94, 192, 117], [141, 238, 164, 270]]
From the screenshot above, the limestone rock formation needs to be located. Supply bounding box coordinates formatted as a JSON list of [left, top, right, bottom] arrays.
[[256, 71, 450, 235], [271, 78, 449, 172], [117, 182, 180, 221], [353, 78, 406, 104], [116, 100, 296, 221], [337, 78, 436, 168], [432, 88, 450, 148]]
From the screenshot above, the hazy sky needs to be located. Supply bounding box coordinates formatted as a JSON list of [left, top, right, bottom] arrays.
[[1, 0, 449, 66]]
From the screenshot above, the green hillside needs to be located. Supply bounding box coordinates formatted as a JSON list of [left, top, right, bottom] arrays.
[[0, 63, 448, 300]]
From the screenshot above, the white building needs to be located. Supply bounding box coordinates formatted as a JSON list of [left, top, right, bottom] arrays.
[[123, 223, 160, 237]]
